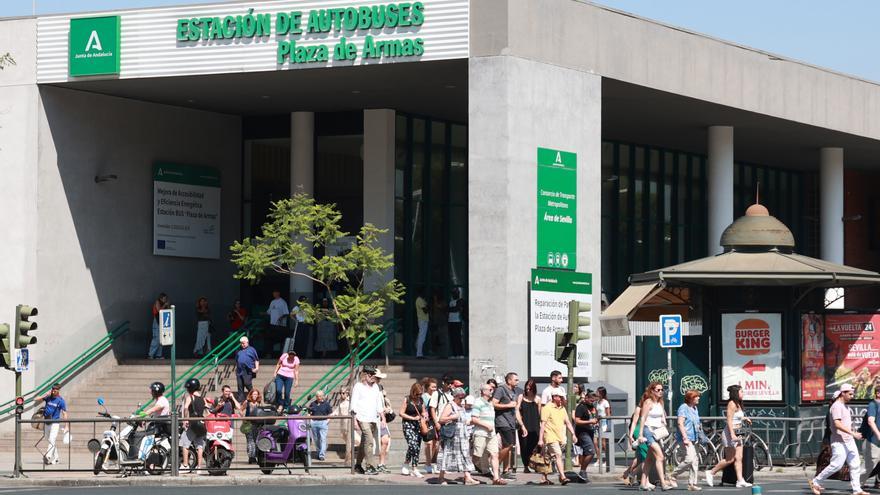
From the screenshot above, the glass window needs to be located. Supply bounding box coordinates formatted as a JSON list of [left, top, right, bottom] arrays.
[[450, 125, 467, 204]]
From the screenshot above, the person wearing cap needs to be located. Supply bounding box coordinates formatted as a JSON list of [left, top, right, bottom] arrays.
[[35, 383, 68, 465], [472, 383, 506, 485], [538, 389, 576, 485], [541, 370, 566, 405], [351, 366, 386, 475], [810, 383, 868, 495], [234, 336, 260, 396], [374, 369, 393, 473], [436, 387, 479, 485]]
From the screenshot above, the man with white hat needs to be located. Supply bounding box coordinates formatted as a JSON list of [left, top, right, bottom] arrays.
[[810, 383, 869, 495]]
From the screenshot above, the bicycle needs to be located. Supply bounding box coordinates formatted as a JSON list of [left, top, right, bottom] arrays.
[[704, 422, 773, 471], [663, 425, 721, 470]]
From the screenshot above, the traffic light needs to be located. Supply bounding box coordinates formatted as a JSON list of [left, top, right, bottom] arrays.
[[0, 323, 11, 370], [554, 300, 592, 365], [14, 305, 38, 349]]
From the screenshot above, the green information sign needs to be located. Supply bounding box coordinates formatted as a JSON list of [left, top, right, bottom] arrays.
[[537, 147, 577, 270], [69, 16, 121, 77]]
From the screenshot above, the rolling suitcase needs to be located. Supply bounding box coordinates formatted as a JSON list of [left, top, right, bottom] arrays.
[[722, 444, 754, 485]]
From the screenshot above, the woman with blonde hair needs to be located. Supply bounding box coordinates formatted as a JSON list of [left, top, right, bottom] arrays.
[[634, 382, 673, 491]]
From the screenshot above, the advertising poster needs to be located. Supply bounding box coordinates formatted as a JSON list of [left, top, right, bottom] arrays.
[[721, 313, 782, 401], [536, 147, 577, 270], [800, 314, 825, 402], [153, 162, 221, 259], [529, 269, 592, 378], [824, 314, 880, 400]]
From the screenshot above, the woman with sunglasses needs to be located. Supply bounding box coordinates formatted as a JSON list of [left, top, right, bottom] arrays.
[[635, 381, 673, 491], [706, 384, 752, 488]]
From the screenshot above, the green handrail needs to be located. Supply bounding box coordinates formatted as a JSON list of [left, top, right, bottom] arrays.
[[0, 320, 131, 417], [319, 332, 388, 399], [291, 327, 388, 406], [135, 317, 265, 414]]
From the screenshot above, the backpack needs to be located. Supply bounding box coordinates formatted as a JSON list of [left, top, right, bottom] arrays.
[[263, 380, 277, 405], [188, 395, 207, 437], [859, 409, 872, 438]]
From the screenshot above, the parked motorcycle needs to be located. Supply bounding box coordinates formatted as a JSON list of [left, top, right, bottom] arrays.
[[255, 406, 311, 474], [204, 412, 236, 475], [87, 397, 172, 476]]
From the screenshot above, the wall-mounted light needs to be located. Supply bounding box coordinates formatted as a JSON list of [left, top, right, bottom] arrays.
[[94, 174, 118, 184]]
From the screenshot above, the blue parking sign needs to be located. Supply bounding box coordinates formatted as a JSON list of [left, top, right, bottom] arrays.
[[659, 314, 683, 348]]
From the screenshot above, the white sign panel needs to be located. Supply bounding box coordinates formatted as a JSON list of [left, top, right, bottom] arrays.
[[153, 163, 221, 259], [159, 308, 174, 346], [721, 313, 783, 401], [529, 269, 592, 378]]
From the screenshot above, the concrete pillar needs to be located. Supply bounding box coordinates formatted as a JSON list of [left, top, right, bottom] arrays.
[[707, 126, 734, 254], [820, 147, 845, 308], [362, 109, 396, 291], [290, 112, 314, 302]]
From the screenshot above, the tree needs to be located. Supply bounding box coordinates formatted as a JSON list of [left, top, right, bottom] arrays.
[[230, 193, 404, 388]]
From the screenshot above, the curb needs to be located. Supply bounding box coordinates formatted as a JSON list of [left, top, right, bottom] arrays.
[[0, 474, 393, 487]]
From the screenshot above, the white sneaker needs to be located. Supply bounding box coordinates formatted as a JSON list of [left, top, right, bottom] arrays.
[[413, 468, 424, 478], [401, 465, 410, 476], [705, 471, 714, 487], [735, 480, 752, 488]]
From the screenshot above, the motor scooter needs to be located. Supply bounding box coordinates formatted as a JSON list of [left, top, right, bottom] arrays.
[[87, 397, 172, 476], [255, 406, 311, 474], [204, 412, 236, 475]]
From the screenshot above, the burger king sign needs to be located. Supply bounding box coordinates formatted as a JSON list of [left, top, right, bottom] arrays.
[[722, 313, 782, 401]]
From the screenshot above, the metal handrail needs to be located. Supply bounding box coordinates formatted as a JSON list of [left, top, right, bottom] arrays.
[[0, 320, 131, 417], [291, 323, 389, 407]]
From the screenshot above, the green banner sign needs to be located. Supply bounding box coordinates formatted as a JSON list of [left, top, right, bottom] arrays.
[[530, 268, 591, 294], [537, 147, 577, 270], [69, 16, 121, 77]]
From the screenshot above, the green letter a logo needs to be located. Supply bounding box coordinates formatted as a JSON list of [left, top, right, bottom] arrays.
[[85, 30, 103, 52]]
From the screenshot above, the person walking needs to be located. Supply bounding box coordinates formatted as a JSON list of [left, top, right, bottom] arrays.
[[596, 386, 611, 466], [436, 387, 479, 485], [671, 390, 703, 491], [272, 350, 299, 412], [234, 336, 259, 396], [447, 288, 466, 359], [635, 381, 674, 491], [518, 378, 542, 473], [266, 290, 290, 357], [239, 388, 264, 464], [472, 383, 506, 485], [537, 390, 576, 485], [35, 383, 68, 465], [374, 369, 393, 473], [622, 390, 650, 486], [706, 384, 753, 488], [421, 377, 440, 473], [180, 378, 207, 474], [400, 381, 426, 477], [573, 391, 599, 483], [193, 297, 212, 357], [351, 365, 386, 475], [148, 293, 169, 359], [308, 390, 332, 461], [862, 387, 880, 489], [810, 383, 868, 495], [541, 370, 566, 404], [415, 291, 430, 358], [492, 372, 524, 480]]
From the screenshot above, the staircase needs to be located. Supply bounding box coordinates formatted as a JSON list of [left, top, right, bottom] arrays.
[[0, 357, 468, 466]]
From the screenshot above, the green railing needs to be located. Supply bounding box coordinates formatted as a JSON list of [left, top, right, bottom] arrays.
[[135, 317, 265, 414], [0, 320, 131, 417], [291, 320, 394, 407]]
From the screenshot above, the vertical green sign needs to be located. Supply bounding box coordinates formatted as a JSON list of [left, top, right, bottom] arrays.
[[69, 16, 121, 77], [537, 147, 577, 270]]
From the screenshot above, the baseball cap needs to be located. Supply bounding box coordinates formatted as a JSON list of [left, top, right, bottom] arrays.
[[362, 365, 377, 375], [839, 383, 855, 393], [374, 368, 388, 379]]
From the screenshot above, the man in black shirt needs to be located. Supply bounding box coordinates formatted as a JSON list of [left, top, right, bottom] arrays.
[[309, 390, 333, 461], [492, 372, 524, 479], [573, 392, 599, 483]]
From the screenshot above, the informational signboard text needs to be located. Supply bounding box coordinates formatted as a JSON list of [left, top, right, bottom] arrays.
[[529, 268, 592, 378], [721, 313, 782, 401], [537, 147, 577, 270], [153, 163, 221, 259]]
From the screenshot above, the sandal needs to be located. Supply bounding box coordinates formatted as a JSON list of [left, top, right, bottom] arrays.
[[559, 477, 569, 485], [538, 480, 553, 485], [492, 479, 508, 486], [464, 479, 480, 486]]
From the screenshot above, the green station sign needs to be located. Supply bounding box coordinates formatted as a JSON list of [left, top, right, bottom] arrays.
[[537, 147, 577, 270], [69, 16, 121, 77]]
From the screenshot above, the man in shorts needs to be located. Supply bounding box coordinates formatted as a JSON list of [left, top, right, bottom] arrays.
[[493, 372, 524, 479], [538, 390, 576, 485], [472, 383, 506, 485], [573, 392, 599, 482]]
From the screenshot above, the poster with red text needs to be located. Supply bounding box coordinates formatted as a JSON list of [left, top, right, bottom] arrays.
[[801, 314, 825, 402], [722, 313, 782, 401], [825, 314, 880, 400]]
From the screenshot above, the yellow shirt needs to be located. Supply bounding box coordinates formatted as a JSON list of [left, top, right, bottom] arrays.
[[540, 403, 568, 445], [416, 296, 429, 322]]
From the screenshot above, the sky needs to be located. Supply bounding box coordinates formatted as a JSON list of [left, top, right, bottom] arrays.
[[3, 0, 880, 82]]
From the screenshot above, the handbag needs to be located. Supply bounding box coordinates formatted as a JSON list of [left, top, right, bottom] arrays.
[[384, 411, 396, 423], [651, 425, 670, 441], [528, 446, 552, 474], [440, 421, 456, 440], [31, 407, 46, 431]]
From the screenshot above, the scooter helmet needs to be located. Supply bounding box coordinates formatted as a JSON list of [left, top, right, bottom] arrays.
[[149, 381, 165, 397], [287, 405, 302, 415], [184, 378, 201, 393]]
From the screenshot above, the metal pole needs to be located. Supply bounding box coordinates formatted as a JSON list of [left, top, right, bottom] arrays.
[[667, 348, 673, 416], [564, 350, 574, 472], [13, 371, 22, 478], [349, 413, 355, 474], [170, 305, 178, 477]]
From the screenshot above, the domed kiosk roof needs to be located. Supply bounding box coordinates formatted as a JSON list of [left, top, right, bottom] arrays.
[[720, 203, 795, 252]]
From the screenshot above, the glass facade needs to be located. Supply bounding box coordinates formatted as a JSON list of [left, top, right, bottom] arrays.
[[394, 114, 467, 356], [601, 141, 817, 300]]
